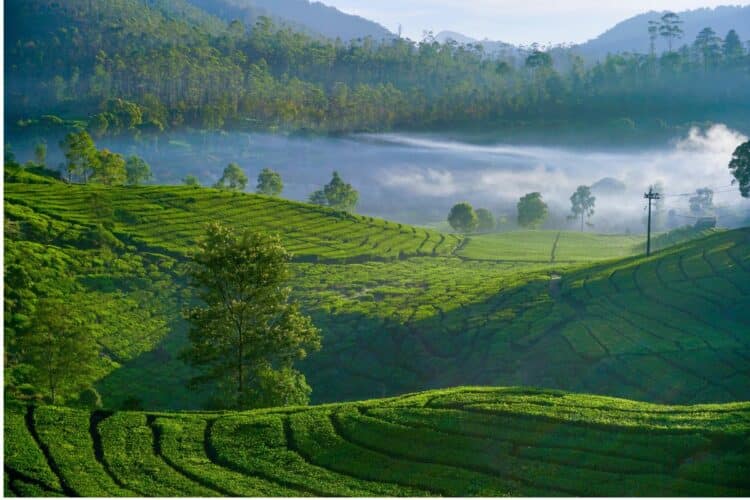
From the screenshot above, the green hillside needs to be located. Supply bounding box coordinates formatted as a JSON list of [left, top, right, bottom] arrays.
[[5, 177, 750, 410], [5, 387, 750, 497]]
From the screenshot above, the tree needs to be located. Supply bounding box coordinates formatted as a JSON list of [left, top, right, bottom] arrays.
[[517, 192, 548, 229], [20, 298, 99, 405], [215, 163, 248, 191], [181, 223, 321, 409], [729, 141, 750, 197], [60, 131, 97, 182], [569, 186, 596, 231], [723, 30, 745, 63], [475, 208, 495, 233], [648, 20, 660, 56], [659, 12, 683, 52], [308, 190, 328, 206], [125, 155, 152, 185], [447, 203, 479, 233], [256, 168, 283, 196], [323, 171, 358, 212], [694, 27, 722, 71], [183, 175, 200, 186], [34, 142, 47, 166], [689, 188, 714, 215], [91, 149, 126, 185]]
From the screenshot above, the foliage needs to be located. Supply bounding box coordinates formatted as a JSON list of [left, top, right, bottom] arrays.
[[321, 171, 359, 212], [729, 141, 750, 197], [77, 387, 103, 410], [256, 168, 283, 196], [19, 298, 100, 404], [181, 222, 321, 409], [124, 156, 152, 186], [569, 186, 596, 231], [60, 131, 97, 182], [7, 2, 749, 136], [214, 163, 248, 191], [183, 175, 200, 186], [517, 192, 548, 228], [447, 202, 478, 233], [91, 149, 127, 186], [475, 209, 495, 233], [689, 188, 714, 214]]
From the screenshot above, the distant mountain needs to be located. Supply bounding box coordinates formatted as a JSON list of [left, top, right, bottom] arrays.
[[185, 0, 394, 41], [435, 31, 520, 59], [575, 5, 750, 60]]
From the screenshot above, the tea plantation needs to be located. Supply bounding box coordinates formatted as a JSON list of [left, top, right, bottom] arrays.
[[6, 387, 750, 497]]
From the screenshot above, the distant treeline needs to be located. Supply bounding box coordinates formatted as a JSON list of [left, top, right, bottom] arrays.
[[5, 0, 750, 136]]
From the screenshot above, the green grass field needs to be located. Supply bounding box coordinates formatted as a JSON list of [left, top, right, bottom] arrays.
[[5, 387, 749, 497]]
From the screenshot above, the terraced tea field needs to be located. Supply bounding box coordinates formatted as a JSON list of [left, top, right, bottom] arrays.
[[5, 388, 749, 497], [5, 183, 460, 261]]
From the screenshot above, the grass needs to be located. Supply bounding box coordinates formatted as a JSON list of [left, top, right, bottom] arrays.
[[5, 387, 750, 497]]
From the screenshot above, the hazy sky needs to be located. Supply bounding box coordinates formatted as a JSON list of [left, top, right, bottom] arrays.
[[319, 1, 748, 45]]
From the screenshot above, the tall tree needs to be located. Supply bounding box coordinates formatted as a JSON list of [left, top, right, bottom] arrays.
[[215, 163, 248, 191], [648, 20, 660, 56], [125, 155, 152, 185], [256, 168, 283, 196], [448, 202, 479, 233], [729, 141, 750, 197], [91, 149, 126, 185], [517, 192, 548, 229], [694, 27, 722, 71], [723, 30, 745, 63], [569, 186, 596, 232], [659, 12, 683, 52], [182, 223, 321, 409], [60, 131, 97, 183], [21, 298, 99, 405], [323, 171, 359, 212]]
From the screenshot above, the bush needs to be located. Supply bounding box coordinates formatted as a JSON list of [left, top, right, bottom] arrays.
[[78, 387, 103, 409]]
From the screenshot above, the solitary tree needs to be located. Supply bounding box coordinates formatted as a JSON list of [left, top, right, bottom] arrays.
[[517, 192, 548, 229], [475, 208, 495, 233], [215, 163, 248, 191], [91, 149, 126, 185], [448, 202, 479, 233], [21, 299, 99, 405], [257, 168, 283, 196], [125, 156, 152, 185], [689, 188, 714, 215], [570, 186, 596, 231], [694, 27, 722, 71], [324, 172, 359, 211], [60, 131, 97, 182], [182, 223, 321, 410], [183, 175, 200, 186], [729, 141, 750, 197]]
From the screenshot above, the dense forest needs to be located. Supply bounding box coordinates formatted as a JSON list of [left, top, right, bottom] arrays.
[[5, 0, 750, 138]]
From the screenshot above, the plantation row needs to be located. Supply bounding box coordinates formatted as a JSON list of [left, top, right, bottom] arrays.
[[5, 388, 749, 497], [4, 183, 461, 262], [295, 228, 750, 404]]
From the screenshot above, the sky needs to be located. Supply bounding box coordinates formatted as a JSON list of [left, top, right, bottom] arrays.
[[319, 1, 748, 45]]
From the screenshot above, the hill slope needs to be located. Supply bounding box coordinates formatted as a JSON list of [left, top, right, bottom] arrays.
[[5, 387, 750, 497], [186, 0, 394, 41], [575, 5, 750, 60]]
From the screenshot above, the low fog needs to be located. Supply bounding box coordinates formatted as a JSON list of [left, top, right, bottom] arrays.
[[15, 124, 749, 233]]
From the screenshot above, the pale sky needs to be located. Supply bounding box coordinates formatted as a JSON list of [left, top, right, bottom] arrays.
[[319, 1, 748, 45]]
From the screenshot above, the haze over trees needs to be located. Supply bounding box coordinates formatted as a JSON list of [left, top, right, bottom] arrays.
[[570, 186, 596, 231], [6, 1, 750, 138], [181, 222, 321, 409], [690, 188, 715, 215], [447, 203, 479, 233], [475, 208, 495, 233], [517, 193, 548, 229]]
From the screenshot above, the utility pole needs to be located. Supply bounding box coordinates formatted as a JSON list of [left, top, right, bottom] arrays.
[[644, 187, 661, 256]]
